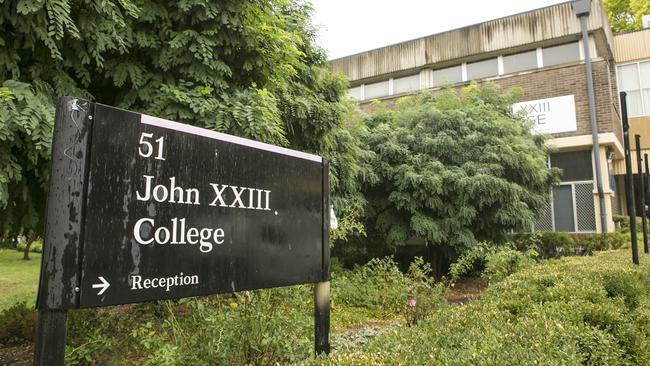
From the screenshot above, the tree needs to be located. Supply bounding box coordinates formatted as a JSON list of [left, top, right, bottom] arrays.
[[360, 83, 560, 259], [603, 0, 650, 33], [0, 0, 364, 251]]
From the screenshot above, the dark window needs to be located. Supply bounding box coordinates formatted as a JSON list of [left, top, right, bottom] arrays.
[[550, 150, 593, 181], [553, 185, 575, 232]]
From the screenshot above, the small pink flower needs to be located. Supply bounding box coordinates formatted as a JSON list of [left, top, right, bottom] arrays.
[[407, 299, 417, 307]]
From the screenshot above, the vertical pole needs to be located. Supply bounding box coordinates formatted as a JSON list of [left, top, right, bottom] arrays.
[[315, 159, 331, 355], [34, 310, 67, 365], [34, 97, 93, 365], [576, 9, 607, 232], [621, 92, 640, 264], [635, 135, 649, 253], [314, 281, 331, 355], [645, 153, 650, 229]]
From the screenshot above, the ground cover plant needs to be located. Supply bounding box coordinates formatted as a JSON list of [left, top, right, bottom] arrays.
[[3, 244, 649, 364], [0, 252, 442, 364], [317, 249, 650, 365], [0, 249, 40, 310]]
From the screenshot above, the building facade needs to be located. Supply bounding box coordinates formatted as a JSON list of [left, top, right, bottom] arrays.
[[331, 0, 630, 233], [611, 28, 650, 216]]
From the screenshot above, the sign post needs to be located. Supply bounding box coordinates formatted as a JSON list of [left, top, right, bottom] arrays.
[[635, 135, 649, 253], [35, 97, 331, 364], [621, 92, 640, 265]]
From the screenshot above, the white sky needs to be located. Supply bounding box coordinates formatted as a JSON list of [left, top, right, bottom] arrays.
[[310, 0, 569, 60]]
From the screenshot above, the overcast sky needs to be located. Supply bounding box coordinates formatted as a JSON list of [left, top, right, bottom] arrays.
[[310, 0, 569, 60]]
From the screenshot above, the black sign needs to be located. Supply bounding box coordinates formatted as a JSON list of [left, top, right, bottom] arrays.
[[37, 98, 329, 309]]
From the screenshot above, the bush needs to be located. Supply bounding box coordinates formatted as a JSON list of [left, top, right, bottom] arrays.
[[59, 255, 444, 364], [510, 232, 626, 259], [16, 239, 42, 253], [0, 302, 36, 345], [482, 246, 535, 282], [449, 242, 536, 282], [315, 250, 650, 365], [334, 256, 445, 321], [613, 215, 643, 234]]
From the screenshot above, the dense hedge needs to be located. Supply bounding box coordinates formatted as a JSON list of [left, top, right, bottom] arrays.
[[317, 250, 650, 365], [613, 215, 644, 234], [510, 232, 626, 259]]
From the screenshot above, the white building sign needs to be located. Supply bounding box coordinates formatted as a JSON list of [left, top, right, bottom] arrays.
[[512, 95, 577, 134]]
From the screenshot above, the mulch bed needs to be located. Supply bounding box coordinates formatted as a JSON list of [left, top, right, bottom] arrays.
[[0, 344, 32, 366], [445, 277, 488, 304]]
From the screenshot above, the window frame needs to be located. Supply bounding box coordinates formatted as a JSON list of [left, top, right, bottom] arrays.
[[616, 58, 650, 117]]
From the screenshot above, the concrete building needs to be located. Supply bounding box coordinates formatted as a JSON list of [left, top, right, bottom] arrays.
[[330, 0, 638, 234]]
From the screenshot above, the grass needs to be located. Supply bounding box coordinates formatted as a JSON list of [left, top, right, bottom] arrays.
[[0, 249, 41, 310]]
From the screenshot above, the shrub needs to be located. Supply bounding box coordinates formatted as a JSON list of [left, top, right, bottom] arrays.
[[511, 232, 626, 259], [334, 256, 445, 321], [0, 302, 36, 345], [482, 246, 535, 282], [449, 242, 536, 282], [315, 250, 650, 365], [613, 215, 643, 234], [16, 239, 42, 253]]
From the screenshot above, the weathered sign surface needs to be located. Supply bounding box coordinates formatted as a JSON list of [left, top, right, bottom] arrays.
[[37, 98, 329, 309]]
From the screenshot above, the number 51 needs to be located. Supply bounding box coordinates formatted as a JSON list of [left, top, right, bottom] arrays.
[[138, 133, 165, 160]]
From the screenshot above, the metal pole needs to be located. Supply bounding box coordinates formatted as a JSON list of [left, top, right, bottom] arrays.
[[34, 97, 94, 364], [314, 281, 331, 355], [34, 310, 67, 365], [572, 1, 607, 232], [645, 153, 650, 226], [577, 14, 607, 233], [622, 92, 640, 264], [635, 135, 649, 253], [315, 159, 331, 355]]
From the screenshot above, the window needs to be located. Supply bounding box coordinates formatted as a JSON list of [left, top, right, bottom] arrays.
[[347, 86, 361, 101], [393, 74, 420, 94], [466, 58, 498, 80], [503, 50, 538, 74], [550, 150, 593, 181], [617, 61, 650, 117], [542, 42, 580, 67], [533, 150, 596, 233], [432, 65, 462, 87], [363, 80, 389, 100]]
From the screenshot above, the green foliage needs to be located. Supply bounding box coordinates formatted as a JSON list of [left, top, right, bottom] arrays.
[[449, 241, 536, 282], [0, 302, 36, 345], [360, 83, 560, 253], [316, 250, 650, 365], [613, 214, 643, 234], [0, 0, 367, 239], [0, 81, 54, 239], [16, 239, 42, 253], [55, 256, 441, 364], [511, 231, 627, 259], [603, 0, 650, 33]]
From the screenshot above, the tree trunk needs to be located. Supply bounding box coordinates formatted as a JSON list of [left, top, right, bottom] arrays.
[[22, 233, 34, 260]]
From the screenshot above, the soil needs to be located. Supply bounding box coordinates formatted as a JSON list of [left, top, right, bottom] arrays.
[[445, 277, 488, 304], [0, 344, 32, 366]]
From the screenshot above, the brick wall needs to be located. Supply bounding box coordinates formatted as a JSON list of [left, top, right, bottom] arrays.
[[359, 60, 622, 144]]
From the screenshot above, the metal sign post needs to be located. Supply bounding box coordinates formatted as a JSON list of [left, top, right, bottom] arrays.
[[621, 92, 640, 265], [635, 135, 649, 253], [34, 97, 331, 364], [645, 153, 650, 227]]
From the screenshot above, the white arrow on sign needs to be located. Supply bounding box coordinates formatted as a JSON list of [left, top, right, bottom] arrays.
[[92, 276, 110, 296]]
